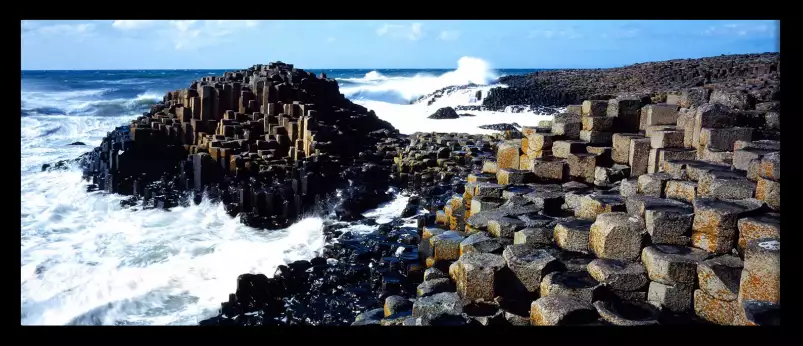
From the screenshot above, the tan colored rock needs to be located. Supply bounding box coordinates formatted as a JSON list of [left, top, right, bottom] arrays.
[[554, 218, 593, 253], [587, 259, 648, 291], [737, 213, 780, 254], [692, 103, 737, 152], [676, 107, 696, 148], [629, 138, 652, 176], [488, 217, 527, 238], [575, 194, 626, 220], [519, 154, 533, 170], [429, 231, 467, 261], [758, 152, 780, 182], [589, 212, 646, 261], [692, 198, 762, 254], [755, 177, 780, 211], [697, 254, 742, 301], [696, 169, 746, 196], [530, 295, 597, 326], [738, 238, 780, 304], [455, 252, 507, 301], [582, 100, 608, 116], [651, 129, 685, 149], [566, 105, 583, 115], [459, 232, 502, 256], [698, 127, 753, 154], [664, 180, 698, 204], [647, 281, 694, 313], [642, 245, 708, 285], [694, 289, 741, 325], [700, 147, 734, 165], [619, 178, 639, 197], [470, 196, 504, 216], [527, 133, 554, 152], [551, 114, 582, 139], [552, 140, 586, 159], [582, 116, 614, 132], [648, 148, 697, 174], [530, 157, 568, 182], [503, 244, 561, 293], [481, 159, 499, 174], [496, 140, 522, 170], [496, 168, 535, 185], [579, 130, 613, 145], [645, 205, 694, 246], [637, 172, 673, 197], [642, 103, 679, 128], [567, 153, 597, 183], [514, 228, 553, 245], [612, 133, 644, 164]]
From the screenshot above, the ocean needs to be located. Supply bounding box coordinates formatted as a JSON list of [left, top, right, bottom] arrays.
[[20, 57, 553, 325]]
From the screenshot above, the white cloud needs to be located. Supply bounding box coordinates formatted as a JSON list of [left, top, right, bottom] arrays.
[[600, 28, 641, 39], [703, 22, 776, 38], [529, 28, 582, 40], [160, 20, 261, 50], [439, 30, 460, 41], [23, 22, 96, 37], [377, 22, 424, 41], [111, 20, 155, 30]]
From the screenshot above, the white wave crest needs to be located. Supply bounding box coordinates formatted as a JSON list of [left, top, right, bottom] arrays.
[[339, 56, 499, 104]]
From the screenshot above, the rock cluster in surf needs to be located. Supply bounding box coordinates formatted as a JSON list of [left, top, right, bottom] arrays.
[[60, 53, 780, 326], [77, 61, 398, 229]]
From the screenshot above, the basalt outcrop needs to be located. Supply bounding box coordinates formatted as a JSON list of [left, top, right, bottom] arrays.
[[482, 53, 780, 111], [77, 61, 398, 229]]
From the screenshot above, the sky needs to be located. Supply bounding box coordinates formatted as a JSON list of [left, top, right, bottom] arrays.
[[21, 20, 779, 70]]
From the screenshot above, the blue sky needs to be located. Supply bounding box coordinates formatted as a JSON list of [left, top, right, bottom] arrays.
[[21, 20, 779, 70]]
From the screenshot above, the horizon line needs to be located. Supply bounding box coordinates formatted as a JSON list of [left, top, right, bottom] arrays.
[[20, 67, 574, 72]]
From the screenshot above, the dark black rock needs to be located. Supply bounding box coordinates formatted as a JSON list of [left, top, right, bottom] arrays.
[[427, 107, 460, 119]]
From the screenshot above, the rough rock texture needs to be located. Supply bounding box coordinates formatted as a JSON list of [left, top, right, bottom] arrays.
[[483, 53, 779, 110]]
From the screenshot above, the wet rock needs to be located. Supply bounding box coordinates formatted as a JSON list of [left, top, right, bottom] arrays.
[[463, 300, 505, 325], [423, 267, 448, 281], [417, 278, 455, 297], [427, 107, 460, 119], [68, 141, 86, 145], [412, 292, 463, 318], [384, 296, 413, 318], [352, 308, 384, 325]]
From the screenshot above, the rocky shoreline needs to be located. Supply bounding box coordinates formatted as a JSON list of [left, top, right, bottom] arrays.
[[53, 54, 780, 326]]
